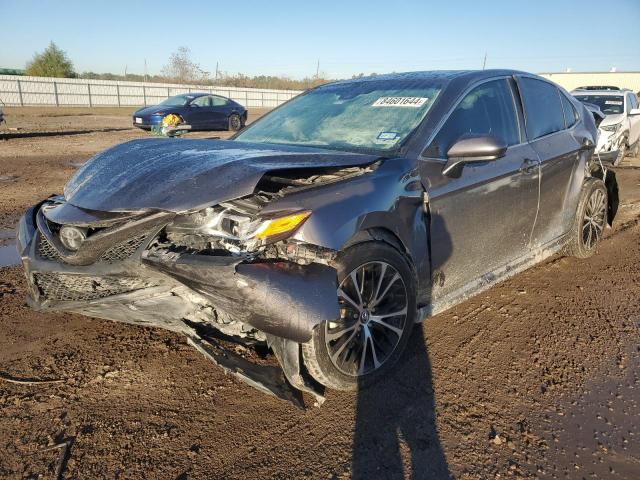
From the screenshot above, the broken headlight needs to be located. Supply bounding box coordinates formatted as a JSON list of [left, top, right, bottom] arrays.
[[600, 123, 621, 133], [165, 205, 311, 253]]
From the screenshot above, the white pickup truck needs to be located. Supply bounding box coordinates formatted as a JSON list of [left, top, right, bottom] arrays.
[[572, 87, 640, 165]]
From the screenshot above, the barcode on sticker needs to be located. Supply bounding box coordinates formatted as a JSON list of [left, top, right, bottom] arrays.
[[372, 97, 428, 107]]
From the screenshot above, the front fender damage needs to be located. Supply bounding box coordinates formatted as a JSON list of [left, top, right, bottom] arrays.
[[143, 250, 339, 343]]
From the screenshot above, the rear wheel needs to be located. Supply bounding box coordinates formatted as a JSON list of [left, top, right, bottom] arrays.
[[228, 113, 242, 131], [565, 179, 608, 259], [302, 242, 416, 391]]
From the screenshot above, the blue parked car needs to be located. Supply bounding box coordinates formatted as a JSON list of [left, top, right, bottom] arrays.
[[132, 93, 247, 132]]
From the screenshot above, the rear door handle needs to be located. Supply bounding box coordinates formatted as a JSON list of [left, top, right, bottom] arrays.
[[519, 158, 538, 174]]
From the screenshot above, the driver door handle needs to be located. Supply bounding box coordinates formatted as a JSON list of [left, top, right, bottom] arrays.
[[519, 158, 538, 174]]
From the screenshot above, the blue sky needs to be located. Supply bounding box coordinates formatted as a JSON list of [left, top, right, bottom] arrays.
[[1, 0, 639, 78]]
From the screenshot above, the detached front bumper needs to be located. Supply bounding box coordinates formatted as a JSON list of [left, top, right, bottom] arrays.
[[143, 250, 339, 343], [595, 129, 624, 164], [18, 203, 339, 343], [18, 201, 340, 405]]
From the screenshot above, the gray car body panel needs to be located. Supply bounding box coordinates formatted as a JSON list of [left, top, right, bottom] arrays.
[[21, 69, 601, 332], [18, 69, 603, 401]]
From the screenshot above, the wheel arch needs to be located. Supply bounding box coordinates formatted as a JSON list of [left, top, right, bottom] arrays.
[[339, 216, 431, 307], [343, 227, 410, 261]]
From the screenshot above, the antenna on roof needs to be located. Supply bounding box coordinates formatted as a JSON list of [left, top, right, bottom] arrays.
[[482, 52, 487, 70]]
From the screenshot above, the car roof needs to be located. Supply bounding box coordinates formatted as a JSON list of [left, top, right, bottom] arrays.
[[323, 69, 536, 91], [180, 92, 211, 98], [572, 89, 628, 96], [333, 69, 527, 81], [573, 86, 625, 91]]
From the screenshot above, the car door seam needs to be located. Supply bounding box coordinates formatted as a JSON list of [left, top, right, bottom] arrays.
[[527, 154, 542, 246]]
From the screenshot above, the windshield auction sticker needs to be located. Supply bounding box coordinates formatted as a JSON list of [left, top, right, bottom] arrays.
[[372, 97, 428, 107], [376, 132, 400, 142]]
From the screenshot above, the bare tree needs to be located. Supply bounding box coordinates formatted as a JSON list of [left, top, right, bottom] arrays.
[[161, 47, 208, 84]]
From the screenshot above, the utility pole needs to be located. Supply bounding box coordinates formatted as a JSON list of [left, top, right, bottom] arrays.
[[215, 61, 219, 82], [482, 52, 487, 70], [316, 59, 320, 79], [124, 65, 127, 79], [144, 59, 148, 82]]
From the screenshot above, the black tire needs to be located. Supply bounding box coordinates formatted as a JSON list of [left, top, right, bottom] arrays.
[[302, 242, 416, 391], [228, 113, 242, 132], [564, 178, 608, 259]]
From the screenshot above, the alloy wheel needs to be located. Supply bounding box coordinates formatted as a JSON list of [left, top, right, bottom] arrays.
[[582, 188, 606, 249], [230, 114, 241, 131], [325, 261, 408, 377]]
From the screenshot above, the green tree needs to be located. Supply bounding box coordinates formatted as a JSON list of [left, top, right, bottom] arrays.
[[25, 42, 75, 78]]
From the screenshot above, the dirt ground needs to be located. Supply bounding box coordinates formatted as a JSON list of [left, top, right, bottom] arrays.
[[1, 108, 639, 479]]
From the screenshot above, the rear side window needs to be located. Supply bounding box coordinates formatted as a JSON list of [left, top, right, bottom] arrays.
[[519, 78, 565, 139], [426, 79, 520, 158], [560, 93, 577, 128], [211, 96, 229, 107], [628, 93, 638, 110]]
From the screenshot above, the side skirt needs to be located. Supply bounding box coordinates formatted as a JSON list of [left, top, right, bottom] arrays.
[[417, 235, 567, 321]]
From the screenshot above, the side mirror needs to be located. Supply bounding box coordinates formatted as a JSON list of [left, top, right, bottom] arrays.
[[442, 136, 507, 177], [629, 108, 640, 116]]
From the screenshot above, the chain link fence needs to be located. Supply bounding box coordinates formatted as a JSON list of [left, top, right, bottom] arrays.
[[0, 75, 302, 108]]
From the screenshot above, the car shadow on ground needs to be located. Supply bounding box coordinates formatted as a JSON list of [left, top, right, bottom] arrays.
[[0, 127, 133, 139], [352, 213, 453, 479]]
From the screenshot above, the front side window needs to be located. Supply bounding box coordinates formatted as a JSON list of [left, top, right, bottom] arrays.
[[425, 79, 520, 158], [573, 94, 625, 115], [160, 94, 192, 107], [519, 78, 565, 140], [191, 96, 212, 107], [235, 80, 442, 153]]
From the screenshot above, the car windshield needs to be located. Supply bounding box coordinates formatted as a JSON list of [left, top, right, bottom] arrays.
[[235, 80, 442, 153], [575, 95, 625, 115], [159, 94, 193, 107]]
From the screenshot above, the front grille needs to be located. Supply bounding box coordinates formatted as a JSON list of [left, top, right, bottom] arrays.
[[36, 233, 150, 264], [33, 272, 154, 302], [37, 236, 62, 261], [99, 234, 149, 263]]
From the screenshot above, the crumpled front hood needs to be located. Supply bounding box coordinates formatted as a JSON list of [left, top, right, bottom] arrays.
[[600, 113, 624, 127], [64, 138, 379, 212]]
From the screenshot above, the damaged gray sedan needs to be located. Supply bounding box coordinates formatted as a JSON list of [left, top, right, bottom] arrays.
[[17, 70, 616, 405]]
